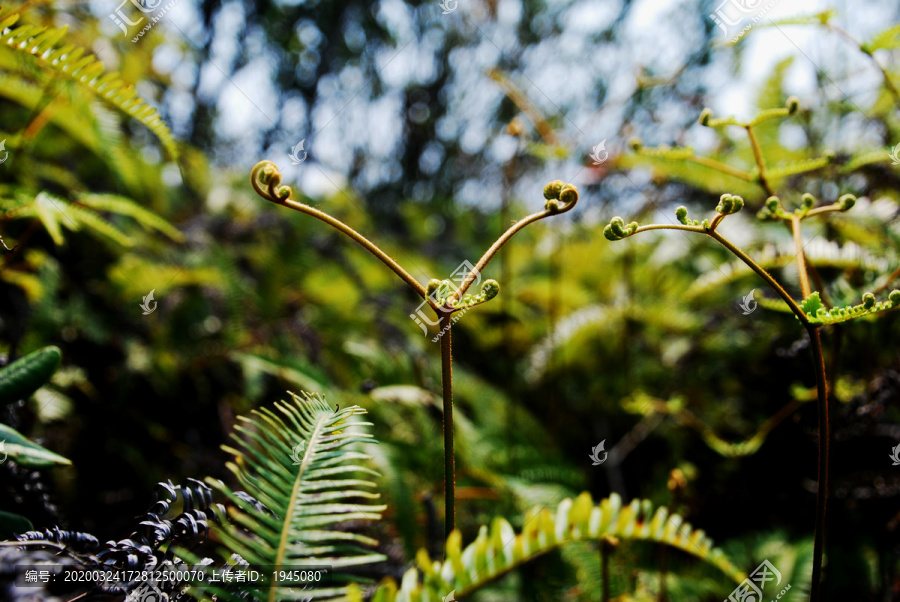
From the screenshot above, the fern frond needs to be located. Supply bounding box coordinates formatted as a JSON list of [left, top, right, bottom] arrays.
[[3, 191, 134, 246], [77, 193, 184, 242], [371, 492, 743, 600], [617, 152, 760, 199], [621, 392, 808, 458], [0, 13, 178, 160], [862, 22, 900, 52], [840, 148, 896, 172], [766, 156, 832, 180], [526, 303, 699, 383], [801, 290, 900, 325], [686, 240, 894, 300], [0, 268, 44, 301], [0, 71, 149, 191], [107, 254, 222, 298], [179, 392, 386, 602]]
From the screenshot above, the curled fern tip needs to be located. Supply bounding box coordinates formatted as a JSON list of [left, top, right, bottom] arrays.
[[786, 95, 800, 114], [837, 194, 856, 211], [604, 216, 638, 241], [716, 194, 744, 215]]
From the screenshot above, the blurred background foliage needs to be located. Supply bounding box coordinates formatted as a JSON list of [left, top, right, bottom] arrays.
[[1, 0, 900, 599]]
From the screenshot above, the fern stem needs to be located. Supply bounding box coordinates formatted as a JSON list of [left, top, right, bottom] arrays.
[[687, 154, 754, 181], [707, 230, 807, 322], [807, 324, 830, 600], [746, 125, 774, 196], [791, 215, 812, 298], [250, 161, 426, 298], [633, 224, 706, 235], [439, 312, 455, 538], [451, 197, 578, 304], [600, 537, 612, 602]]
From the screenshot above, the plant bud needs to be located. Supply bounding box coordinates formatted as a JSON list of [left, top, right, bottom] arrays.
[[863, 292, 876, 309]]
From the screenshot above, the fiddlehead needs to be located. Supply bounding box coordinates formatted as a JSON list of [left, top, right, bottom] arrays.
[[427, 278, 500, 311], [250, 161, 292, 203], [757, 193, 857, 221], [448, 180, 578, 303], [603, 216, 640, 241], [249, 160, 426, 298]]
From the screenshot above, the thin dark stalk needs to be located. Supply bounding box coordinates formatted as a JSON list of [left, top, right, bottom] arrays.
[[807, 325, 829, 600], [706, 230, 807, 321], [439, 312, 455, 538], [600, 537, 612, 602]]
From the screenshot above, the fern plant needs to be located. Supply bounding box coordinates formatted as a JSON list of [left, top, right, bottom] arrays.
[[367, 491, 743, 601], [177, 391, 387, 601], [3, 389, 746, 601], [0, 7, 183, 308], [0, 11, 178, 160], [603, 98, 900, 598], [250, 161, 579, 537]]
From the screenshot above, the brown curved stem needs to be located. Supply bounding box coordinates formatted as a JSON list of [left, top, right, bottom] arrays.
[[746, 125, 775, 196], [627, 222, 806, 321], [250, 161, 426, 299], [707, 229, 807, 322], [451, 203, 577, 304]]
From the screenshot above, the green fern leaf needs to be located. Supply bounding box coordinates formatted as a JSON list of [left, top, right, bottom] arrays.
[[371, 492, 743, 600], [0, 13, 178, 160], [766, 156, 832, 181], [840, 148, 896, 172], [179, 392, 386, 602], [3, 191, 133, 247], [107, 255, 222, 298], [862, 23, 900, 52], [802, 290, 900, 325], [77, 194, 184, 242]]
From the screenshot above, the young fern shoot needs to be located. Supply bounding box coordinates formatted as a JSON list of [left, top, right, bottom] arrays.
[[604, 188, 900, 600], [610, 94, 900, 598], [250, 161, 578, 537]]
